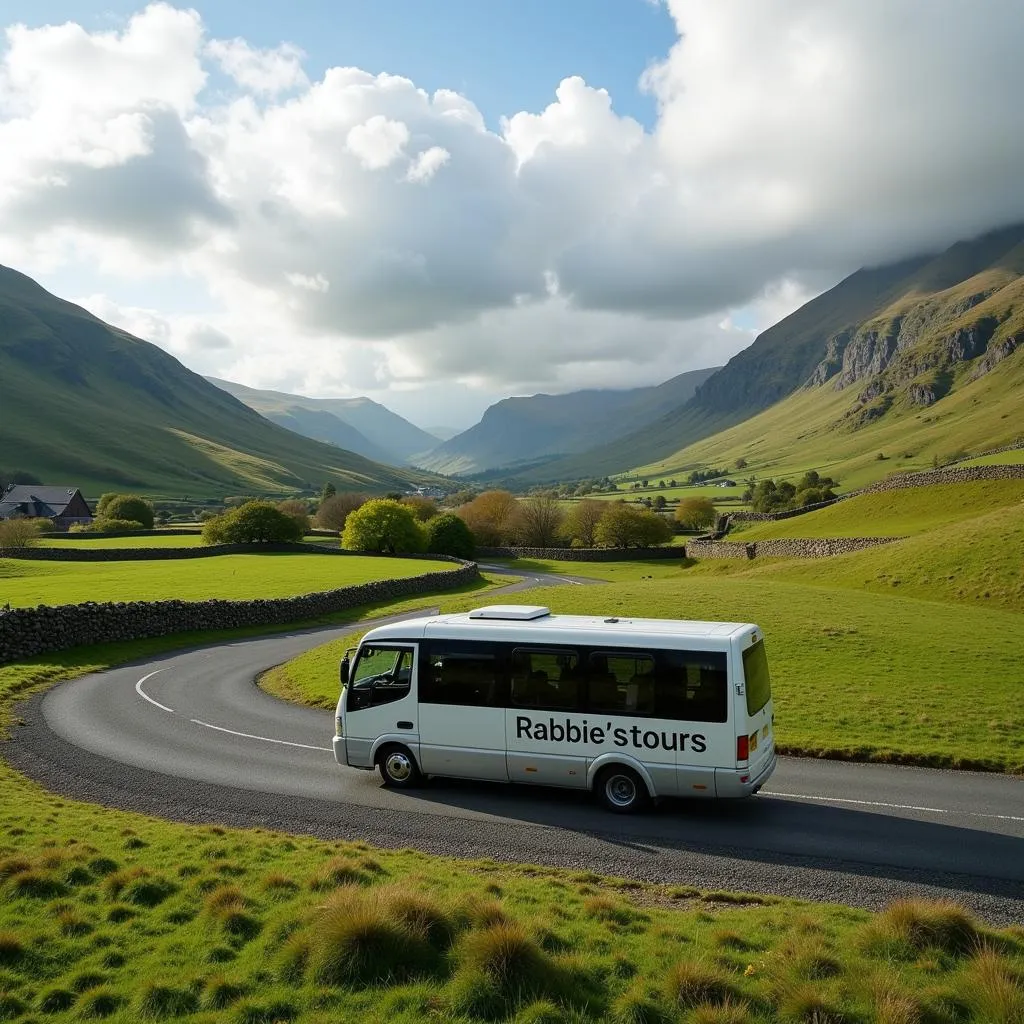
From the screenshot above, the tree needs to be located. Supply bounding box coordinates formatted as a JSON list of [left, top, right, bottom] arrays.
[[0, 518, 47, 552], [633, 508, 672, 547], [561, 499, 606, 548], [735, 458, 748, 470], [513, 493, 565, 547], [675, 496, 717, 531], [96, 495, 154, 529], [320, 482, 337, 503], [277, 499, 310, 534], [342, 499, 424, 553], [315, 492, 368, 532], [201, 501, 304, 544], [653, 495, 667, 510], [594, 502, 670, 548], [424, 513, 475, 559], [401, 495, 439, 522], [457, 490, 519, 546]]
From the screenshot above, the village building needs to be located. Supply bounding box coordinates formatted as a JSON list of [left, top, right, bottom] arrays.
[[0, 486, 93, 531]]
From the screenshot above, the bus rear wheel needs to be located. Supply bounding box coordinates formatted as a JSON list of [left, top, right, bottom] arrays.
[[595, 765, 650, 814], [377, 745, 422, 788]]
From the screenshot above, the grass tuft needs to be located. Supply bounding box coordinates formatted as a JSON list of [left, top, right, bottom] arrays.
[[966, 946, 1024, 1023], [201, 975, 247, 1010], [663, 960, 741, 1009], [609, 985, 668, 1024], [8, 869, 68, 899], [689, 1000, 755, 1024], [306, 886, 440, 987], [0, 932, 25, 966], [136, 982, 201, 1019], [74, 986, 123, 1018], [36, 986, 76, 1013], [862, 900, 983, 959]]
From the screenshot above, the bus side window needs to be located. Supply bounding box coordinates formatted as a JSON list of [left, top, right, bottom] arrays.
[[655, 651, 728, 722], [510, 648, 581, 710], [587, 653, 655, 715], [420, 644, 500, 707]]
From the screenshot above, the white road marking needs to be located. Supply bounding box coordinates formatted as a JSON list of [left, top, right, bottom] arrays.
[[136, 671, 329, 752], [134, 670, 174, 714], [768, 790, 1024, 824], [188, 719, 331, 752]]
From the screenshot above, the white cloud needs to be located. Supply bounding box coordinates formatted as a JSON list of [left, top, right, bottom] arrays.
[[206, 38, 307, 95], [346, 114, 410, 170], [406, 146, 449, 183], [3, 0, 1024, 418]]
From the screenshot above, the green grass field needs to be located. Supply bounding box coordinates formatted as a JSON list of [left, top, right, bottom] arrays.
[[0, 553, 454, 608], [37, 535, 339, 549], [2, 624, 1022, 1024], [959, 448, 1024, 466], [732, 480, 1024, 540]]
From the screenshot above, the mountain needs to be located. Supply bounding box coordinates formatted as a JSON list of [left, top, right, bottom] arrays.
[[517, 224, 1024, 483], [413, 367, 719, 476], [207, 378, 440, 466], [0, 267, 438, 498]]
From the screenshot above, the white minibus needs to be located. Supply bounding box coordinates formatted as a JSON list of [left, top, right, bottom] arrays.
[[332, 605, 776, 813]]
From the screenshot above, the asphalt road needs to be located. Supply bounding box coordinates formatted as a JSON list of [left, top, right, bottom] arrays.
[[5, 571, 1023, 924]]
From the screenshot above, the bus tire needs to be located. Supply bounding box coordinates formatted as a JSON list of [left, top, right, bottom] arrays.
[[377, 745, 422, 788], [595, 765, 650, 814]]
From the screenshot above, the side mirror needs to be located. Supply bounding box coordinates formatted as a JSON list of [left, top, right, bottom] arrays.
[[340, 655, 351, 688]]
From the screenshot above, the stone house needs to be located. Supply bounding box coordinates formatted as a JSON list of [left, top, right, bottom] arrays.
[[0, 486, 93, 531]]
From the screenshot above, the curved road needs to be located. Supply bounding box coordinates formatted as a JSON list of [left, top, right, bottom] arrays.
[[5, 567, 1023, 923]]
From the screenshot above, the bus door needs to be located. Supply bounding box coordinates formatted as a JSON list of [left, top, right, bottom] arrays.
[[505, 646, 589, 789], [654, 649, 731, 796], [344, 644, 418, 765], [736, 634, 774, 776], [417, 643, 508, 781]]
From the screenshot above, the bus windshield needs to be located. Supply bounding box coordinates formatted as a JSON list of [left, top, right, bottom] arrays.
[[742, 640, 771, 716]]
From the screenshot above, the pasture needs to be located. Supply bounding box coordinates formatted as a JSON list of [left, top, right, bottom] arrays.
[[38, 534, 339, 549], [2, 632, 1022, 1024], [731, 479, 1024, 540], [0, 553, 454, 608]]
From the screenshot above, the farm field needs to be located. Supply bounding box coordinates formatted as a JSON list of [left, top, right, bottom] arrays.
[[732, 479, 1024, 540], [2, 620, 1023, 1024], [959, 448, 1024, 466], [0, 553, 453, 608], [577, 482, 747, 503]]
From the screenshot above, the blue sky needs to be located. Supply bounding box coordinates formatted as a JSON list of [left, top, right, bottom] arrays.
[[12, 0, 675, 128]]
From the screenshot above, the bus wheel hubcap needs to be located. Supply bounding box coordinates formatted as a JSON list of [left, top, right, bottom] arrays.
[[607, 775, 635, 806], [386, 753, 411, 781]]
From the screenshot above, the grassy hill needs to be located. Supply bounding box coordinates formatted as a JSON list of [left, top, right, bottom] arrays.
[[415, 367, 718, 476], [524, 225, 1024, 485], [0, 267, 439, 498], [207, 377, 439, 465], [733, 479, 1024, 539]]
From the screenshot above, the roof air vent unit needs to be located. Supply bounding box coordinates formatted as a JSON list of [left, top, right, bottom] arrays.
[[468, 605, 551, 621]]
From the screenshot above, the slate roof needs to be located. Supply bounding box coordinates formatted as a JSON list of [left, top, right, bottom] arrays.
[[0, 486, 88, 519]]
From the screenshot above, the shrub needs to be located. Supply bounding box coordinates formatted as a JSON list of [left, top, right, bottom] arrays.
[[0, 517, 50, 550], [91, 517, 146, 533], [595, 503, 671, 547], [341, 499, 424, 554], [457, 490, 520, 546], [562, 499, 607, 548], [675, 497, 717, 531], [314, 492, 368, 532], [201, 501, 304, 545], [402, 495, 439, 521], [424, 512, 475, 558], [96, 494, 155, 529], [276, 499, 310, 534]]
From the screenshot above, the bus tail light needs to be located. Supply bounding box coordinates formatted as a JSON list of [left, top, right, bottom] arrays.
[[737, 735, 749, 761]]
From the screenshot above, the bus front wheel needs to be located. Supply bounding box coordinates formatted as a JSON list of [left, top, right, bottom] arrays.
[[377, 745, 422, 788], [595, 765, 650, 814]]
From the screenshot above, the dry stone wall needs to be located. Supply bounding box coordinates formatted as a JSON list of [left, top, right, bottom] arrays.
[[860, 464, 1024, 493], [0, 560, 478, 665], [686, 537, 897, 560]]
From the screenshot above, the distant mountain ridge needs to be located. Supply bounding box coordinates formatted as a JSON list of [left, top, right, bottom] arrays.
[[414, 367, 719, 476], [511, 223, 1024, 482], [206, 377, 439, 466], [0, 266, 436, 497]]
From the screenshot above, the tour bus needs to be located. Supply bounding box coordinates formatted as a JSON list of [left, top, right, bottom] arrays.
[[333, 605, 775, 813]]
